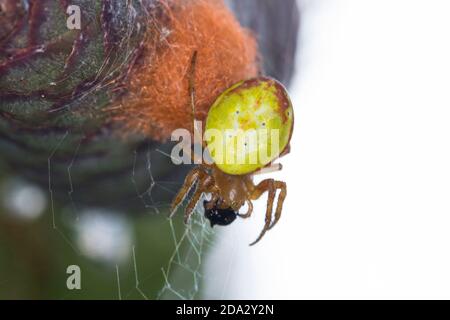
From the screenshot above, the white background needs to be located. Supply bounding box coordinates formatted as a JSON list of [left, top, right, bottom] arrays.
[[204, 0, 450, 299]]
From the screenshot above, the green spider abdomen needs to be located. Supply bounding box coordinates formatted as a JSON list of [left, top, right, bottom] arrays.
[[205, 77, 294, 175]]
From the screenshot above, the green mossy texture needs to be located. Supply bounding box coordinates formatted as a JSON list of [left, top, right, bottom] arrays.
[[0, 0, 199, 300], [0, 0, 184, 209]]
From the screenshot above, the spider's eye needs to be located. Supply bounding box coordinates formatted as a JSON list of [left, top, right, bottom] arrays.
[[203, 201, 238, 227]]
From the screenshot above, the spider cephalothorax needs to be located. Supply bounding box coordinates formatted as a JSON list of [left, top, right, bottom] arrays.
[[170, 54, 294, 245]]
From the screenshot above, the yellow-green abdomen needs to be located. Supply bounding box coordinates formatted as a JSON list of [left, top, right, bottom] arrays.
[[205, 77, 294, 175]]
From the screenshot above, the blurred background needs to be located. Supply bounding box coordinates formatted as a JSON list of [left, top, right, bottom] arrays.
[[2, 0, 450, 300], [205, 0, 450, 299], [0, 0, 298, 299]]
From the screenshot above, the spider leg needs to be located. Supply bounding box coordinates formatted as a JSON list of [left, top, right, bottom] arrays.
[[170, 167, 204, 218], [186, 51, 214, 168], [204, 186, 221, 209], [184, 175, 213, 223], [238, 200, 253, 218], [268, 181, 287, 230], [188, 51, 198, 119], [184, 187, 203, 223], [249, 179, 277, 246], [253, 163, 283, 176]]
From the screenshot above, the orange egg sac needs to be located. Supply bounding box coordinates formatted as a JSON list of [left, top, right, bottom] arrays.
[[111, 0, 259, 141]]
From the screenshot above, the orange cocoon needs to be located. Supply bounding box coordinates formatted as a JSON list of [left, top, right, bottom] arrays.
[[113, 0, 259, 141]]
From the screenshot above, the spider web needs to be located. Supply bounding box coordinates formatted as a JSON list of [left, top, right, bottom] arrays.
[[39, 0, 215, 300], [47, 128, 215, 300], [2, 0, 300, 300], [130, 145, 215, 300], [157, 212, 214, 300]]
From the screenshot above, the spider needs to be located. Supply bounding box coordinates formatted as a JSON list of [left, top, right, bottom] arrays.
[[170, 52, 294, 245]]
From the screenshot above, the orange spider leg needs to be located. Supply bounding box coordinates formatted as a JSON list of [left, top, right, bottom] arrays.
[[187, 50, 214, 168], [184, 183, 205, 223], [249, 179, 276, 245], [170, 167, 205, 217], [238, 200, 254, 218], [253, 143, 290, 175], [268, 181, 286, 230], [204, 185, 221, 210], [171, 51, 215, 222], [249, 179, 287, 245], [254, 163, 283, 176], [183, 176, 215, 223]]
